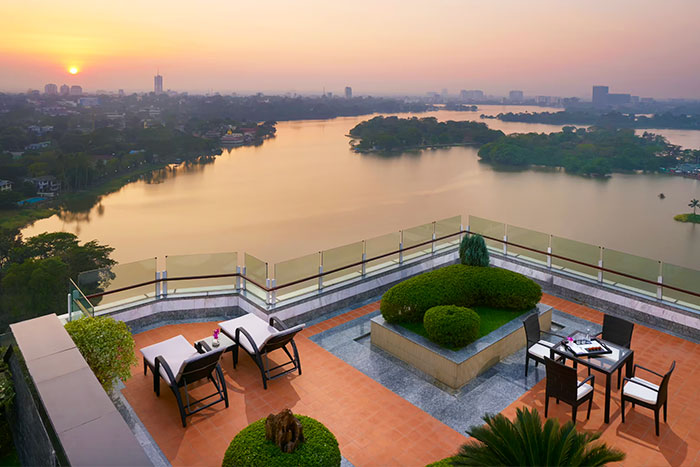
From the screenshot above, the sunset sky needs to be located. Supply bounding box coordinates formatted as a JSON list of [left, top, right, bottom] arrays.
[[1, 0, 699, 98]]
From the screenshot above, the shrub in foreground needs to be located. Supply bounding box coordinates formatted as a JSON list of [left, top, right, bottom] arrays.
[[424, 306, 480, 348], [381, 264, 541, 324], [452, 407, 625, 466], [459, 234, 490, 267], [223, 415, 340, 467], [65, 317, 137, 393]]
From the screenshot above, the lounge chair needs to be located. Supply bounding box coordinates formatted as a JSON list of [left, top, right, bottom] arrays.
[[219, 314, 304, 389], [140, 335, 229, 427]]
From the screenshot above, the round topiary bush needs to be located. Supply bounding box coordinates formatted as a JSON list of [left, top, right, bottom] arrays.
[[459, 234, 490, 267], [380, 264, 541, 324], [222, 415, 341, 467], [424, 306, 480, 348]]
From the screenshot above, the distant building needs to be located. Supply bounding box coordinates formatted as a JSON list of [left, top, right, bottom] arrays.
[[0, 180, 12, 192], [154, 73, 163, 94], [592, 85, 609, 105], [70, 85, 83, 96], [44, 83, 58, 95], [24, 141, 51, 151], [24, 175, 60, 195], [118, 89, 125, 97], [460, 90, 484, 101], [345, 86, 352, 99], [607, 93, 631, 105], [508, 90, 524, 102], [60, 84, 70, 96]]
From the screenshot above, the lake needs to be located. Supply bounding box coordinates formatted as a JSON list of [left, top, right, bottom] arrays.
[[22, 105, 700, 270]]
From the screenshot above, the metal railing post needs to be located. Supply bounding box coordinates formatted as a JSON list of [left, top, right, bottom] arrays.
[[67, 293, 72, 321], [657, 261, 663, 300], [431, 221, 436, 254], [547, 234, 552, 268], [235, 266, 241, 292], [399, 230, 404, 265], [271, 279, 276, 305], [598, 248, 604, 283], [266, 278, 272, 305], [361, 240, 366, 277], [162, 270, 168, 298], [155, 271, 161, 298], [318, 265, 323, 291], [242, 266, 247, 291], [503, 234, 508, 255]]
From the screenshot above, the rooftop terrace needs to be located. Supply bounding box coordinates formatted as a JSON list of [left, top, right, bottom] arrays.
[[119, 293, 699, 466]]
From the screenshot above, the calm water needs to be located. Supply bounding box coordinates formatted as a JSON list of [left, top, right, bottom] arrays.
[[23, 105, 700, 269]]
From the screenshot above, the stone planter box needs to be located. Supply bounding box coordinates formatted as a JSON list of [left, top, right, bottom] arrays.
[[370, 303, 553, 389]]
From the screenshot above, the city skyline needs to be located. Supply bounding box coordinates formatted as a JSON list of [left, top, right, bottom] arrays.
[[1, 0, 700, 98]]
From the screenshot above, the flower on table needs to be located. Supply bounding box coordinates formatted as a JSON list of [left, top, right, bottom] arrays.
[[213, 328, 220, 339], [567, 336, 573, 342]]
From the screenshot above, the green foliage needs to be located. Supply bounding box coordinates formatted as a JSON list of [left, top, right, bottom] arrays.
[[424, 306, 480, 348], [426, 457, 456, 467], [1, 257, 69, 320], [0, 349, 15, 458], [64, 317, 137, 393], [674, 213, 700, 224], [349, 116, 504, 151], [222, 415, 341, 467], [380, 264, 542, 324], [453, 407, 625, 466], [477, 127, 674, 176], [459, 234, 489, 267]]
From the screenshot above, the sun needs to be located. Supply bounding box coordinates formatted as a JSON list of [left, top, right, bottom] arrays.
[[69, 66, 79, 75]]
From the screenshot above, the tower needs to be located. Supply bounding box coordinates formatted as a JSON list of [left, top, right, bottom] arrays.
[[592, 85, 609, 105], [154, 72, 163, 95], [345, 86, 352, 99]]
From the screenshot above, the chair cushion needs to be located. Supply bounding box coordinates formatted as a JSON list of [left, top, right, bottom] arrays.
[[577, 382, 593, 400], [623, 377, 659, 404], [140, 335, 198, 384], [528, 340, 555, 359], [220, 314, 276, 354]]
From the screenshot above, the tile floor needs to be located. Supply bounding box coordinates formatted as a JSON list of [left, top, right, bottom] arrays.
[[121, 296, 700, 466]]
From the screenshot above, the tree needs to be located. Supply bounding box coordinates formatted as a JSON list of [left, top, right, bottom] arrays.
[[1, 257, 69, 323], [459, 234, 490, 267], [453, 408, 625, 466], [689, 199, 699, 215]]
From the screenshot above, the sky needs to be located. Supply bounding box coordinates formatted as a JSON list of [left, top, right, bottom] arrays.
[[1, 0, 699, 98]]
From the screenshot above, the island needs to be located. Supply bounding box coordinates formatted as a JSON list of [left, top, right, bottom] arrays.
[[674, 199, 700, 224], [477, 126, 680, 176], [348, 116, 503, 152], [482, 110, 700, 130]]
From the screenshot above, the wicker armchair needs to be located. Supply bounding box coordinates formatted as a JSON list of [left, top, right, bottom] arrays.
[[545, 357, 595, 423]]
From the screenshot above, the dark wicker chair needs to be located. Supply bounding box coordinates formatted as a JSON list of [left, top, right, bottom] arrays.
[[545, 357, 595, 423], [219, 314, 304, 389], [140, 335, 229, 427], [523, 313, 565, 376], [621, 361, 675, 436], [588, 314, 634, 388]]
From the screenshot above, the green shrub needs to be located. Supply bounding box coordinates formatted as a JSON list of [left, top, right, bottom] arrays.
[[424, 306, 480, 348], [65, 317, 137, 393], [427, 457, 456, 467], [459, 234, 490, 267], [0, 351, 14, 458], [381, 264, 541, 324], [222, 415, 340, 467]]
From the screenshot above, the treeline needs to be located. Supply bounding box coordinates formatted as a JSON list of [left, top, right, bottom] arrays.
[[477, 127, 677, 176], [349, 116, 504, 151], [486, 110, 700, 130], [0, 229, 115, 330]]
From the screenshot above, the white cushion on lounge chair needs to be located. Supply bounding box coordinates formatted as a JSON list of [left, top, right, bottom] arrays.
[[140, 335, 198, 384], [577, 382, 593, 400], [220, 314, 277, 354], [623, 376, 659, 404], [528, 340, 555, 359]]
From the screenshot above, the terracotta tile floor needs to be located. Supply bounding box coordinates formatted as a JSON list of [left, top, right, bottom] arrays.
[[122, 297, 700, 466]]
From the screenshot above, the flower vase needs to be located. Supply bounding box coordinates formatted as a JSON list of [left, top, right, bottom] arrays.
[[212, 338, 220, 348]]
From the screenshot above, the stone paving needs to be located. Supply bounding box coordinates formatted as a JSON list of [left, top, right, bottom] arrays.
[[121, 294, 700, 466]]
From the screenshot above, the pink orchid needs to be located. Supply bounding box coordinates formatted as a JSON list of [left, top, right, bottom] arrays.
[[213, 328, 220, 339]]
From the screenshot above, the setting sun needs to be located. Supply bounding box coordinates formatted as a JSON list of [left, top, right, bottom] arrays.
[[69, 66, 79, 74]]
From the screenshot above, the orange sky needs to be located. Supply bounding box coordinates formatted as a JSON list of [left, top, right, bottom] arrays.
[[1, 0, 699, 98]]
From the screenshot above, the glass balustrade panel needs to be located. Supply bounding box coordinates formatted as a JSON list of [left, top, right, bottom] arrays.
[[507, 225, 549, 265], [166, 252, 237, 295], [602, 249, 659, 296], [78, 258, 157, 311], [322, 241, 363, 286], [434, 215, 462, 251], [365, 231, 400, 273], [274, 252, 320, 301], [662, 262, 700, 310], [550, 236, 600, 280], [244, 253, 268, 302], [469, 216, 505, 250]]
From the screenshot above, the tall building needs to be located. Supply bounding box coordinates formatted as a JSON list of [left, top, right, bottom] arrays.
[[508, 90, 524, 102], [460, 90, 484, 101], [592, 85, 609, 105], [154, 73, 163, 95], [69, 85, 83, 96], [44, 83, 58, 95], [60, 84, 70, 96], [345, 86, 352, 99], [118, 89, 125, 97]]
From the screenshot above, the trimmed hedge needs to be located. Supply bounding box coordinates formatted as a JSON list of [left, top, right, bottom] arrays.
[[222, 415, 341, 467], [381, 264, 541, 324], [424, 306, 480, 348]]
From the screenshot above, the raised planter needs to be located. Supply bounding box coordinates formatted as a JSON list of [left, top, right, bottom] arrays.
[[370, 303, 553, 389]]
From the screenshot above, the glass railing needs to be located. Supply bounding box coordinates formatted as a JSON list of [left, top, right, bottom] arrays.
[[66, 214, 700, 316], [274, 252, 320, 301], [469, 215, 505, 250], [166, 252, 238, 295], [244, 253, 268, 302], [78, 258, 157, 311], [506, 225, 549, 265], [322, 241, 363, 287]]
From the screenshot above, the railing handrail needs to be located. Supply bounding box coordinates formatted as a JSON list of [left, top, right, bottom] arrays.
[[81, 229, 700, 301]]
